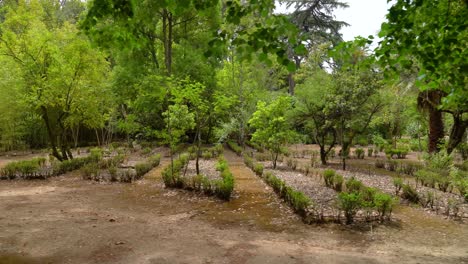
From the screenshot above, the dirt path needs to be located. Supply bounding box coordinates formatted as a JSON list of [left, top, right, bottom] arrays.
[[0, 152, 467, 263]]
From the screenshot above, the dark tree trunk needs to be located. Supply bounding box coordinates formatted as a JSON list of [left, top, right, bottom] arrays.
[[428, 106, 444, 153], [40, 106, 63, 161], [447, 113, 467, 154], [319, 146, 327, 165], [162, 9, 173, 76]]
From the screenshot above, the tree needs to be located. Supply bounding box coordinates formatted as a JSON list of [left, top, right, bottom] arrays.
[[279, 0, 349, 95], [295, 66, 339, 165], [377, 0, 468, 153], [249, 96, 296, 169], [162, 104, 195, 176], [0, 1, 110, 160], [329, 38, 384, 170]]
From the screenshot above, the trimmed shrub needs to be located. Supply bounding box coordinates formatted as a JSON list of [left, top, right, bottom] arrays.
[[373, 192, 395, 220], [354, 148, 365, 159], [323, 169, 336, 188], [345, 177, 364, 193], [338, 192, 362, 224], [333, 174, 344, 192], [202, 151, 213, 160], [253, 163, 264, 176], [243, 154, 254, 169], [375, 159, 385, 169], [450, 168, 468, 202], [149, 154, 161, 167], [402, 184, 419, 203], [227, 141, 242, 156], [393, 177, 403, 195], [135, 162, 152, 178], [141, 147, 152, 156]]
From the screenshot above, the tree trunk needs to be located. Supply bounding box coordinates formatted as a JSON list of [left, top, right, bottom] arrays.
[[162, 9, 173, 76], [288, 73, 295, 95], [40, 106, 63, 161], [428, 106, 444, 153], [447, 113, 467, 154], [319, 145, 327, 165]]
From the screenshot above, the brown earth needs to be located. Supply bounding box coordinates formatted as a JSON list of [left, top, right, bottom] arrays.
[[1, 149, 467, 264]]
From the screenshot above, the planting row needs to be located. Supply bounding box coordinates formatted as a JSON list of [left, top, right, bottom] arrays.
[[0, 148, 102, 180], [162, 153, 234, 201], [244, 154, 395, 224], [81, 149, 161, 183]]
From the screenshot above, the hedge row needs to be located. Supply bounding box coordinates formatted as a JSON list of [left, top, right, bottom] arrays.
[[162, 154, 234, 200], [322, 169, 396, 224], [243, 154, 312, 218]]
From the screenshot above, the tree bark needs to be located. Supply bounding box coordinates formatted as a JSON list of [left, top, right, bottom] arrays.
[[447, 113, 467, 154], [428, 106, 444, 153]]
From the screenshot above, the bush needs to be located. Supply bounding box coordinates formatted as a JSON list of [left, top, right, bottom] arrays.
[[141, 147, 152, 156], [135, 162, 152, 178], [345, 177, 364, 193], [202, 151, 213, 160], [338, 192, 362, 224], [367, 148, 374, 157], [354, 148, 365, 159], [253, 163, 264, 176], [451, 168, 468, 202], [402, 184, 419, 203], [333, 174, 344, 192], [386, 160, 398, 171], [256, 153, 270, 161], [286, 158, 298, 170], [373, 192, 394, 220], [243, 154, 254, 169], [81, 163, 100, 180], [375, 159, 385, 169], [323, 169, 336, 188], [227, 141, 242, 156], [149, 154, 161, 167], [393, 177, 403, 195]]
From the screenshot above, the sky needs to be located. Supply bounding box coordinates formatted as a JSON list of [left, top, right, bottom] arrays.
[[334, 0, 393, 41], [276, 0, 393, 43]]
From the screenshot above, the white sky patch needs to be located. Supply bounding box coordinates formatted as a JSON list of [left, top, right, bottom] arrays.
[[276, 0, 394, 46], [335, 0, 393, 43]]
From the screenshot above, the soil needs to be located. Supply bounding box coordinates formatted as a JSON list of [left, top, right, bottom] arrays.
[[1, 149, 468, 263]]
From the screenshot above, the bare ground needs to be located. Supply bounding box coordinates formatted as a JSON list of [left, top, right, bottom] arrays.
[[1, 149, 467, 264]]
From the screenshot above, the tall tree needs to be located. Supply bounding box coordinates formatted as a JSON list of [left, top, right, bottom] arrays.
[[0, 1, 110, 160], [377, 0, 468, 153]]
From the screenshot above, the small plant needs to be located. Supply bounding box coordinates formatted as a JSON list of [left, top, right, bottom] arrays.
[[367, 148, 373, 157], [108, 166, 118, 182], [375, 160, 385, 169], [141, 147, 152, 156], [333, 174, 344, 192], [303, 164, 311, 176], [243, 154, 254, 169], [253, 163, 264, 176], [323, 169, 336, 188], [402, 184, 419, 203], [202, 151, 213, 160], [149, 154, 161, 167], [256, 153, 270, 161], [338, 192, 363, 224], [227, 141, 242, 156], [386, 160, 398, 171], [393, 177, 403, 195], [354, 148, 365, 159], [345, 177, 364, 193], [373, 192, 394, 220], [135, 162, 152, 178]]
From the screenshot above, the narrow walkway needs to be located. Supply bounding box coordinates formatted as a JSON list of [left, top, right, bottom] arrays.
[[197, 149, 298, 230]]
